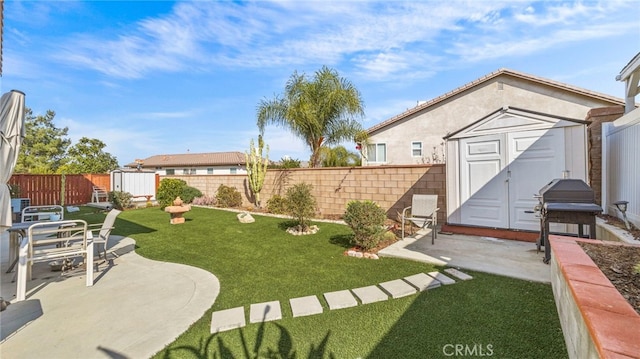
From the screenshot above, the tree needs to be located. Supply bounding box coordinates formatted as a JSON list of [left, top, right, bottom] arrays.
[[245, 135, 269, 207], [319, 145, 361, 167], [257, 66, 365, 168], [15, 108, 71, 173], [58, 137, 119, 174]]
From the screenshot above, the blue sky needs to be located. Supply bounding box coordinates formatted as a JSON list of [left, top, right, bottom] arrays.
[[2, 1, 638, 166]]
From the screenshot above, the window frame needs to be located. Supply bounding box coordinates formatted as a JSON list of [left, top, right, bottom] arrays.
[[411, 141, 423, 157], [366, 143, 387, 163]]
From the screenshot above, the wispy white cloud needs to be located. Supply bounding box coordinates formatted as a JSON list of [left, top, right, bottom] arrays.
[[40, 0, 636, 85]]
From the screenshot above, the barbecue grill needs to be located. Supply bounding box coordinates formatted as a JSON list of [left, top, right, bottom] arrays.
[[534, 179, 602, 264]]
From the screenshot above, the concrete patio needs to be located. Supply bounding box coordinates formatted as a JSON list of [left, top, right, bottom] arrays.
[[0, 232, 220, 358], [378, 227, 551, 283]]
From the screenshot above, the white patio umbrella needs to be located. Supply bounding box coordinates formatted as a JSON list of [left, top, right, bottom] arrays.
[[0, 90, 26, 231]]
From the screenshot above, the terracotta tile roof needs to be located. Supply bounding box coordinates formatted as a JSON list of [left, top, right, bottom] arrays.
[[128, 151, 246, 168], [366, 68, 625, 134]]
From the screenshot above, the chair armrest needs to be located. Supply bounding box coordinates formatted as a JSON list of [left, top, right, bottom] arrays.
[[402, 206, 412, 218]]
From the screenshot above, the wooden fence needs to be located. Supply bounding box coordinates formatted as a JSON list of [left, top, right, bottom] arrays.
[[8, 174, 111, 206]]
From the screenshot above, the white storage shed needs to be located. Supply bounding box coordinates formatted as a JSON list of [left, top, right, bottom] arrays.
[[444, 106, 589, 232], [110, 169, 157, 202]]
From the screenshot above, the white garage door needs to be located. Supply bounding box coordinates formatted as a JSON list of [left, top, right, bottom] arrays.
[[460, 128, 565, 230]]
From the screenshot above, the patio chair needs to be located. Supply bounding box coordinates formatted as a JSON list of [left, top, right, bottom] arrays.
[[87, 209, 122, 260], [21, 205, 64, 222], [16, 220, 94, 301], [401, 194, 439, 244], [92, 186, 109, 203]]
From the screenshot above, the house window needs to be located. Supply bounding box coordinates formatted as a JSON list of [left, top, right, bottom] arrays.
[[190, 168, 196, 175], [230, 168, 237, 174], [182, 169, 189, 175], [207, 168, 213, 175], [367, 143, 386, 163], [411, 142, 423, 157], [166, 169, 175, 175]]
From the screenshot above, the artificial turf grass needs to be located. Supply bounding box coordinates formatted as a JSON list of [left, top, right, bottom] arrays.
[[68, 206, 567, 358], [161, 272, 567, 359]]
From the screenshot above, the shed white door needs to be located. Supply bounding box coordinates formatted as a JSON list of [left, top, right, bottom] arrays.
[[460, 128, 565, 230], [460, 134, 509, 228]]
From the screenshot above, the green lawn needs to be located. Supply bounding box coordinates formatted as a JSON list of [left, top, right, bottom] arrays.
[[69, 206, 568, 358]]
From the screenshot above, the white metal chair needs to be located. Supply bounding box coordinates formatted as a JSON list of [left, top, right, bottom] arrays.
[[87, 209, 121, 259], [401, 194, 439, 244], [92, 186, 109, 203], [21, 205, 64, 222], [16, 219, 94, 301]]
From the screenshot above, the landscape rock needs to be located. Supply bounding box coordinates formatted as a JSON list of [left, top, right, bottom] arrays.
[[237, 212, 255, 223]]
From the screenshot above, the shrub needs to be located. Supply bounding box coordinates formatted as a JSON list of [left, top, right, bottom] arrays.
[[181, 186, 203, 204], [216, 184, 242, 208], [285, 182, 316, 230], [109, 191, 133, 210], [192, 195, 217, 206], [266, 195, 287, 214], [157, 178, 188, 209], [343, 200, 387, 251]]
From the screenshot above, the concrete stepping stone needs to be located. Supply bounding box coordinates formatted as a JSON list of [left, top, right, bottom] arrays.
[[249, 301, 282, 323], [444, 268, 473, 281], [378, 279, 417, 298], [324, 290, 358, 310], [290, 295, 323, 317], [404, 272, 441, 291], [211, 306, 245, 333], [428, 271, 456, 285], [351, 285, 389, 304]]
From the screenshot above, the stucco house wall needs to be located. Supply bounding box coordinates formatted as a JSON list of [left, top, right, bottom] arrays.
[[364, 69, 624, 166]]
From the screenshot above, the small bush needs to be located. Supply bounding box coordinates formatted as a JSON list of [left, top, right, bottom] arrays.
[[192, 195, 217, 206], [266, 195, 287, 214], [157, 178, 188, 209], [285, 182, 316, 230], [216, 184, 242, 208], [181, 186, 203, 204], [109, 191, 133, 210], [343, 200, 387, 251]]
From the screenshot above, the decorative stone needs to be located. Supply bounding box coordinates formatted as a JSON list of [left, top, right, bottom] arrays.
[[286, 224, 319, 235], [173, 197, 183, 206], [237, 212, 255, 224]]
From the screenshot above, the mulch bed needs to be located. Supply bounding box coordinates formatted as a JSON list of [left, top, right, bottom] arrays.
[[579, 214, 640, 315], [580, 242, 640, 315]]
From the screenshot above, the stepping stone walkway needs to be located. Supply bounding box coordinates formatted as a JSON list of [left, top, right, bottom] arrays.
[[428, 271, 456, 285], [324, 290, 358, 310], [290, 295, 323, 318], [351, 285, 389, 304], [209, 269, 472, 332], [250, 301, 282, 323], [379, 279, 417, 298], [211, 306, 245, 333], [404, 272, 441, 291], [444, 268, 473, 280]]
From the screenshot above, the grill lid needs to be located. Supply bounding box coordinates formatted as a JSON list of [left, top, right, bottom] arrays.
[[538, 179, 596, 203]]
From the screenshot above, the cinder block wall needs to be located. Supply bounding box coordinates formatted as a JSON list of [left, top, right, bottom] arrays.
[[586, 106, 624, 205], [163, 164, 446, 223]]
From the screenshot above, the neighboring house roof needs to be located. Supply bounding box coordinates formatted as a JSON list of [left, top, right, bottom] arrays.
[[127, 151, 246, 168], [367, 68, 625, 135]]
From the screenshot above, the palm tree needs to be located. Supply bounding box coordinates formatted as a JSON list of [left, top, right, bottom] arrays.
[[257, 66, 366, 168], [319, 145, 361, 167]]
